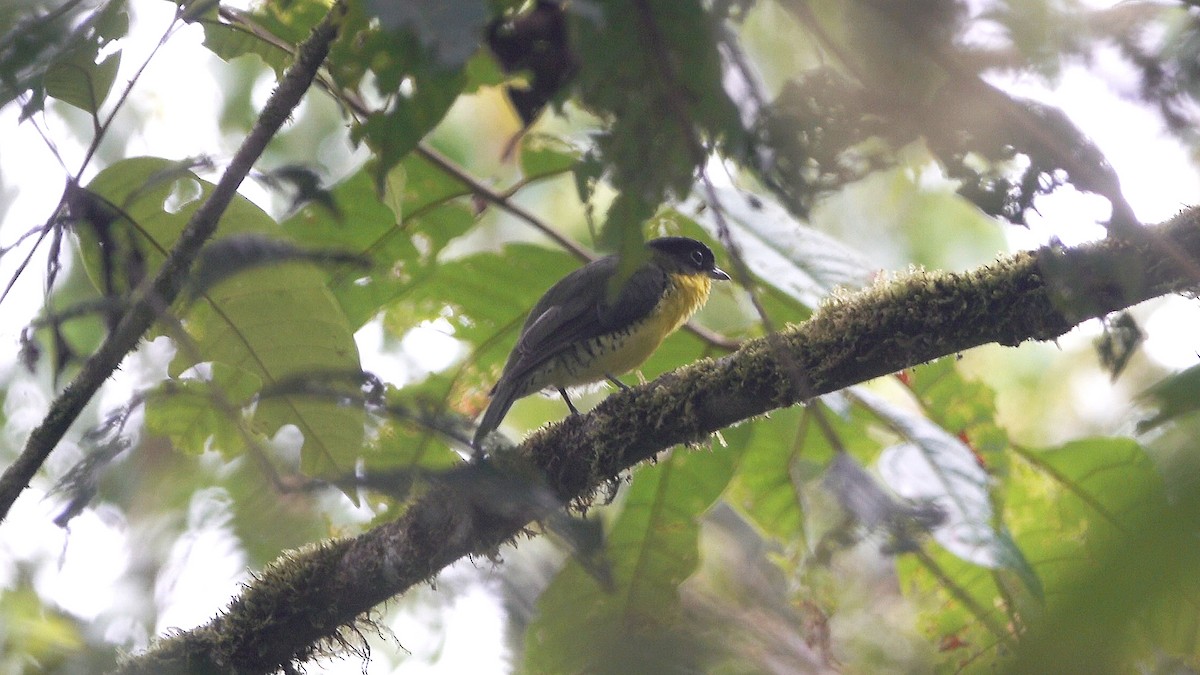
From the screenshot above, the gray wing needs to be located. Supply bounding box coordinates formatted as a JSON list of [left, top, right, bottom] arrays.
[[475, 253, 668, 447], [501, 257, 667, 384]]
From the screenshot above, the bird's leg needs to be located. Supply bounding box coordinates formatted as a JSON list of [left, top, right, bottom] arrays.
[[605, 373, 630, 390], [558, 387, 580, 415]]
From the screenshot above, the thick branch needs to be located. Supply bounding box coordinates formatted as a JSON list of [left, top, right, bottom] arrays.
[[0, 5, 346, 522], [115, 210, 1200, 673]]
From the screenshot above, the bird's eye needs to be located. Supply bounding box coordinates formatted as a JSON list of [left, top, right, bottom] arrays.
[[690, 250, 704, 267]]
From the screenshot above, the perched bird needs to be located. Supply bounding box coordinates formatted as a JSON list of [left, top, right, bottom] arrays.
[[474, 236, 729, 447]]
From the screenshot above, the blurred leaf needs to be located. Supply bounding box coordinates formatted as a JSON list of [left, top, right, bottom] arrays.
[[1008, 438, 1164, 604], [572, 0, 748, 243], [823, 451, 945, 554], [365, 0, 489, 68], [224, 458, 330, 565], [1, 582, 86, 668], [905, 357, 1009, 464], [44, 48, 121, 114], [81, 157, 365, 486], [682, 187, 875, 307], [241, 0, 329, 45], [864, 388, 1033, 584], [523, 428, 744, 673], [1002, 437, 1178, 671], [1137, 362, 1200, 432], [186, 234, 366, 300], [339, 3, 470, 189], [902, 437, 1169, 670], [176, 264, 364, 480], [727, 392, 890, 558], [754, 71, 896, 217], [195, 16, 292, 76], [0, 0, 127, 113], [519, 135, 580, 179], [361, 377, 473, 476], [488, 0, 576, 125]]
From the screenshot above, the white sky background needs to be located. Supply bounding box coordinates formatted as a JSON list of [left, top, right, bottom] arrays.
[[2, 0, 1200, 672]]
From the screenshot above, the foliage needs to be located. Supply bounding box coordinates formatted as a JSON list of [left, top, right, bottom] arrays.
[[3, 0, 1200, 672]]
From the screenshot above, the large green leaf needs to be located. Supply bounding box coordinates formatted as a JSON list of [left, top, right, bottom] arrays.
[[80, 157, 364, 483], [523, 427, 744, 673], [683, 186, 875, 308]]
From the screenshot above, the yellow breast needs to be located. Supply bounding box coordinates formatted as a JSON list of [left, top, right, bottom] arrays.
[[536, 272, 714, 388], [644, 271, 713, 338]]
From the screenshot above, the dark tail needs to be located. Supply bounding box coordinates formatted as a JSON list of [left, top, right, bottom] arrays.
[[473, 378, 521, 449]]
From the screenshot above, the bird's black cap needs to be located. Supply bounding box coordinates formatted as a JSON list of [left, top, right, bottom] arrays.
[[646, 237, 728, 279]]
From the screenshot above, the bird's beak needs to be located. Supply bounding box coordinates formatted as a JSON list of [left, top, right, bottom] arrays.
[[709, 266, 730, 281]]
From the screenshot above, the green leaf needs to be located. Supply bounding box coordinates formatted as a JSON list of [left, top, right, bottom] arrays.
[[574, 0, 747, 207], [1137, 361, 1200, 432], [81, 157, 365, 485], [905, 358, 1009, 460], [0, 0, 127, 113], [727, 400, 880, 545], [196, 20, 292, 76], [143, 364, 261, 457], [1002, 437, 1183, 670], [1, 583, 85, 666], [362, 378, 469, 475], [1008, 438, 1165, 598], [523, 431, 743, 673], [44, 48, 121, 114], [335, 7, 471, 188], [281, 160, 473, 329], [519, 135, 581, 179], [243, 0, 329, 45]]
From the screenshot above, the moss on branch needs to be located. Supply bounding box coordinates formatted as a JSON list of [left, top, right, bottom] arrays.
[[118, 208, 1200, 674]]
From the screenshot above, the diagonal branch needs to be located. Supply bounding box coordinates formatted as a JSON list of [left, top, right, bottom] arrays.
[[113, 209, 1200, 674], [0, 3, 347, 523]]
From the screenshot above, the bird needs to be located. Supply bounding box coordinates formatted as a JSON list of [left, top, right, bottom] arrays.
[[473, 236, 730, 448]]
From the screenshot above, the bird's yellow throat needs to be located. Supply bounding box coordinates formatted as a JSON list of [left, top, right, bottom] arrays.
[[656, 271, 714, 334], [601, 271, 713, 375]]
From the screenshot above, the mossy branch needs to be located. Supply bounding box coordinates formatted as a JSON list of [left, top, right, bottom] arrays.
[[115, 209, 1200, 673], [0, 4, 347, 523]]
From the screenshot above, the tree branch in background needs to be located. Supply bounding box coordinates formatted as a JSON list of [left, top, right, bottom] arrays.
[[0, 3, 347, 523], [114, 208, 1200, 674]]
